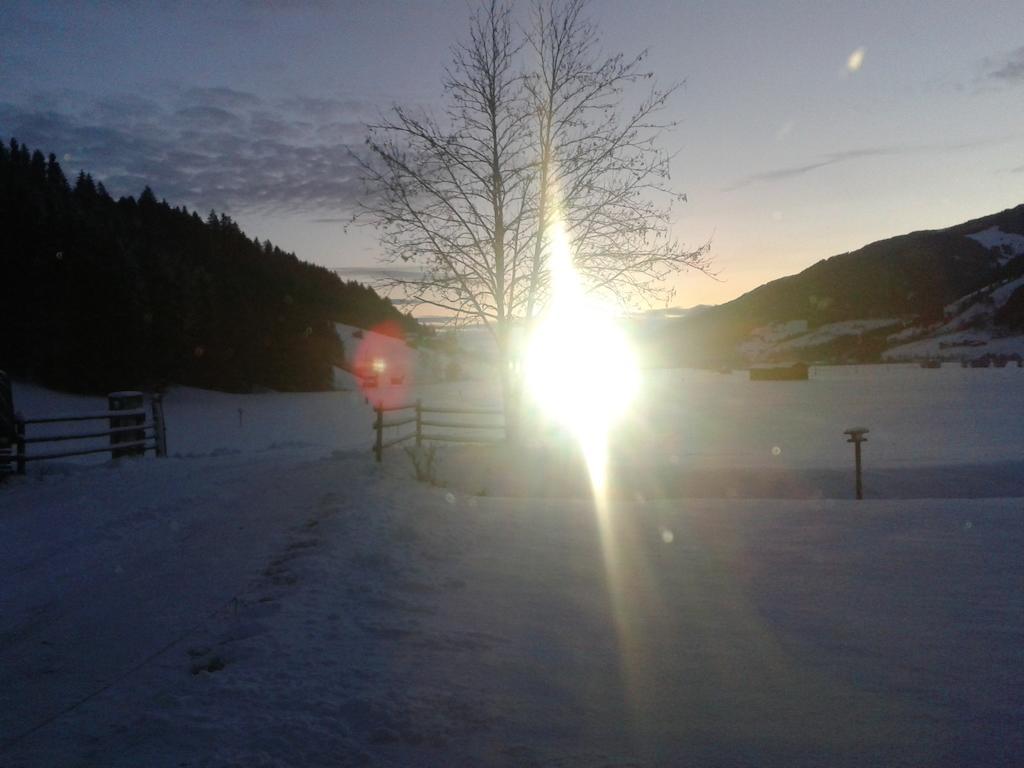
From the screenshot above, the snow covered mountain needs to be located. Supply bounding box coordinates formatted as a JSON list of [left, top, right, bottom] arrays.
[[645, 204, 1024, 366]]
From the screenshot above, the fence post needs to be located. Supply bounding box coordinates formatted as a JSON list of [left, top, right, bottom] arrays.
[[0, 370, 14, 475], [374, 403, 384, 463], [0, 369, 12, 444], [415, 399, 422, 449], [15, 416, 26, 475], [151, 393, 167, 457], [109, 391, 145, 459], [844, 427, 869, 500]]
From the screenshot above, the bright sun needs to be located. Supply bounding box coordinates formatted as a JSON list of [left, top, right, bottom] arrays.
[[523, 219, 639, 494]]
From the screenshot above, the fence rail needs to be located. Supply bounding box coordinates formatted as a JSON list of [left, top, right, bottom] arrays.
[[20, 423, 156, 444], [372, 400, 505, 462], [419, 405, 503, 416], [21, 409, 148, 425], [1, 393, 167, 475]]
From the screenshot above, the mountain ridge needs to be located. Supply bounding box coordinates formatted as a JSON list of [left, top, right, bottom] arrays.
[[646, 204, 1024, 366]]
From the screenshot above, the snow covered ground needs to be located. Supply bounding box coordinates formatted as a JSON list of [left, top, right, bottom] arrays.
[[626, 364, 1024, 471], [2, 366, 1023, 766]]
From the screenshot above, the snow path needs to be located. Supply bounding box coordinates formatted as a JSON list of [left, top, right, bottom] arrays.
[[3, 450, 1023, 766], [0, 451, 374, 762]]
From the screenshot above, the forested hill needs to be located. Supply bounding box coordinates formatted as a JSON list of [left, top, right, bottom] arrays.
[[0, 138, 420, 393]]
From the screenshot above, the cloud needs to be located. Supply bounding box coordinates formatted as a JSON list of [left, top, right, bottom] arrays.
[[775, 120, 795, 141], [182, 86, 263, 110], [333, 265, 427, 281], [0, 87, 374, 215], [724, 136, 1018, 192], [988, 46, 1024, 83], [175, 105, 246, 129], [724, 146, 901, 191]]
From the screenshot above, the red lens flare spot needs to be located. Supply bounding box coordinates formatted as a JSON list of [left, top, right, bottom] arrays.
[[354, 321, 413, 407]]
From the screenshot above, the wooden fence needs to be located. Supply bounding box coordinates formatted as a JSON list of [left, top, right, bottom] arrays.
[[0, 391, 167, 475], [373, 400, 504, 462]]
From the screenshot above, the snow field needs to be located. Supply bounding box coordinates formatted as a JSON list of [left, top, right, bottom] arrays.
[[4, 458, 1021, 765], [414, 363, 1024, 480], [3, 365, 1023, 765], [620, 364, 1024, 473]]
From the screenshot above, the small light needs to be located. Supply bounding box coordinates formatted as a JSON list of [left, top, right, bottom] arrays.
[[372, 358, 387, 373], [847, 47, 865, 72]]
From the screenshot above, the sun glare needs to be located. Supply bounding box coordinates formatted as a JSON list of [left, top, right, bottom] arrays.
[[523, 218, 644, 709], [524, 219, 640, 494]]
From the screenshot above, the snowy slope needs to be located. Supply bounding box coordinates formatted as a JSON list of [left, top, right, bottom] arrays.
[[774, 318, 900, 351], [883, 274, 1024, 361], [875, 227, 1024, 359], [941, 274, 1024, 322], [883, 332, 1024, 362], [739, 318, 899, 361], [734, 273, 1024, 364], [966, 225, 1024, 265]]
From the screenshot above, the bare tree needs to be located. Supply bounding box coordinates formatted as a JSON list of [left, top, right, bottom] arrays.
[[356, 0, 711, 429], [522, 0, 711, 314]]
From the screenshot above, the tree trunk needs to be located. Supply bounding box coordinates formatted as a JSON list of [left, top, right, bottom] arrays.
[[495, 322, 519, 443]]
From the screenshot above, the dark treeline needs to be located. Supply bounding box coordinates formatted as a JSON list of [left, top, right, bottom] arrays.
[[1, 138, 421, 393]]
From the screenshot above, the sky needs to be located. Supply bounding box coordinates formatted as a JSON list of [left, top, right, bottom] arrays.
[[1, 0, 1022, 310]]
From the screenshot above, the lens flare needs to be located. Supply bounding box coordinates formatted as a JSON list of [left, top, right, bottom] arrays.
[[523, 218, 639, 495], [846, 46, 865, 73], [523, 216, 655, 729]]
